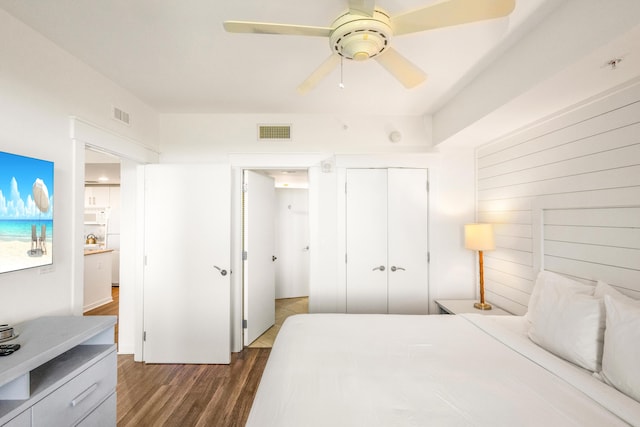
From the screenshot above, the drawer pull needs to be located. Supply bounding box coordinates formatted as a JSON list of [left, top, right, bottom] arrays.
[[71, 383, 99, 407]]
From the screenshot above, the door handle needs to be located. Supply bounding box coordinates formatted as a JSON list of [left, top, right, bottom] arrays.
[[390, 266, 406, 272], [372, 265, 385, 271], [213, 266, 228, 276]]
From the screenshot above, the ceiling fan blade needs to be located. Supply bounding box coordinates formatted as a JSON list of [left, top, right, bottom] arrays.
[[223, 21, 332, 37], [374, 47, 426, 89], [391, 0, 515, 36], [297, 55, 341, 95], [348, 0, 376, 17]]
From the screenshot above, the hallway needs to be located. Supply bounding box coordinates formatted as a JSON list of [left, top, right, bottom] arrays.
[[248, 296, 308, 348]]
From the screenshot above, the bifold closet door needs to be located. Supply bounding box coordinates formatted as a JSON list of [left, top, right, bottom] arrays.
[[346, 168, 429, 314], [346, 169, 388, 313], [387, 168, 429, 314]]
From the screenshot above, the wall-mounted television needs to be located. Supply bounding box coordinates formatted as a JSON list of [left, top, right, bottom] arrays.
[[0, 151, 54, 274]]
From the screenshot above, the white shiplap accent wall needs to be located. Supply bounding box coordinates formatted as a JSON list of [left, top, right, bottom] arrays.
[[476, 83, 640, 314], [540, 207, 640, 299]]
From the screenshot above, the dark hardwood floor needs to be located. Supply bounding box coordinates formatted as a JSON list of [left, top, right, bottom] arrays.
[[85, 286, 119, 345], [116, 349, 270, 426], [85, 287, 269, 427]]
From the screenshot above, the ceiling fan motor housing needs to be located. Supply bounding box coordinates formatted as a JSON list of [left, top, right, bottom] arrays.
[[330, 9, 392, 61]]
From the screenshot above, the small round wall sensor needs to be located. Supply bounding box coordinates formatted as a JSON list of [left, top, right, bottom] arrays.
[[389, 131, 402, 143]]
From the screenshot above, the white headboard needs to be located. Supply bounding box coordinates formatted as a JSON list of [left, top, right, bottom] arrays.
[[533, 205, 640, 299]]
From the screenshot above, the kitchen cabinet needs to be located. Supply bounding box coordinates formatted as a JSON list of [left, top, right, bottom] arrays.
[[84, 186, 110, 207], [0, 316, 117, 427], [83, 249, 114, 312], [345, 168, 429, 314]]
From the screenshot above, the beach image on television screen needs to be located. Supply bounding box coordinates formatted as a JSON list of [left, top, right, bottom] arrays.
[[0, 151, 54, 274]]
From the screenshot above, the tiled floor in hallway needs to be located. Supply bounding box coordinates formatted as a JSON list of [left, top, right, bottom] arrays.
[[248, 296, 308, 348]]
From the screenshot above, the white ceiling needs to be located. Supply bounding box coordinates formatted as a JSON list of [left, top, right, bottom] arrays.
[[0, 0, 561, 116], [85, 149, 121, 184], [255, 169, 310, 189]]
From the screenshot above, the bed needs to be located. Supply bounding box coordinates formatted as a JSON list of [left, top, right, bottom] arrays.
[[247, 309, 639, 426], [248, 204, 640, 426]]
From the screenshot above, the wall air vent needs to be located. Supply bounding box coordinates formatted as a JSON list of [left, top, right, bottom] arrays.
[[258, 124, 292, 141], [112, 106, 131, 125]]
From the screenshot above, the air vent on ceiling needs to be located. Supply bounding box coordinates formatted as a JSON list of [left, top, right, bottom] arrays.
[[258, 124, 292, 141], [112, 106, 131, 125]]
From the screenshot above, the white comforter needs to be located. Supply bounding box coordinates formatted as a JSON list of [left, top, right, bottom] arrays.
[[247, 313, 640, 427]]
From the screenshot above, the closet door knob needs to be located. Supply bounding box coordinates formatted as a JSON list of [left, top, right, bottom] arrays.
[[390, 266, 406, 272], [372, 265, 385, 271], [213, 266, 228, 276]]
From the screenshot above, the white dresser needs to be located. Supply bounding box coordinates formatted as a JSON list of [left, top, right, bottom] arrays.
[[0, 316, 117, 426]]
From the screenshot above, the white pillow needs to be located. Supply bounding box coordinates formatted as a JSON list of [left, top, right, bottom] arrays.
[[527, 271, 604, 371], [594, 280, 635, 303], [601, 295, 640, 403], [526, 271, 594, 322]]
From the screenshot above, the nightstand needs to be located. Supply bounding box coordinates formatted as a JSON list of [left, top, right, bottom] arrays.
[[435, 299, 511, 315]]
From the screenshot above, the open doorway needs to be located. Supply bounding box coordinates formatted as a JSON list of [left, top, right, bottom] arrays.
[[83, 148, 121, 343], [243, 168, 310, 348], [72, 117, 159, 359]]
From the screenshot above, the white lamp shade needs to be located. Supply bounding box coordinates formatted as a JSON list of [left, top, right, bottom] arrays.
[[464, 223, 495, 251]]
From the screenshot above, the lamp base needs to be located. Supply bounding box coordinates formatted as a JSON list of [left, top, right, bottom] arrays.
[[474, 302, 492, 310]]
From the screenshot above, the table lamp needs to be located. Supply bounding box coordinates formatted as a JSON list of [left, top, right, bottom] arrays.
[[465, 223, 495, 310]]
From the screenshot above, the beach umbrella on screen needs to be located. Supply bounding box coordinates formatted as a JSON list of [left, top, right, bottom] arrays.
[[32, 178, 49, 213]]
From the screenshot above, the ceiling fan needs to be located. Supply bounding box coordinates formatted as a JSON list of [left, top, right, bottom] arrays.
[[224, 0, 515, 94]]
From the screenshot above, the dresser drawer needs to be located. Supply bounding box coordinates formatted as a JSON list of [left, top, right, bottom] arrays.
[[76, 392, 116, 427], [32, 350, 116, 427], [2, 409, 30, 427]]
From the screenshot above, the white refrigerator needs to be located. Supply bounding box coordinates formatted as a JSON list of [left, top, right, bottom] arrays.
[[106, 187, 120, 285]]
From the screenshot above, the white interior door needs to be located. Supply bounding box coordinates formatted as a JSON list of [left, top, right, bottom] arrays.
[[346, 169, 388, 313], [387, 168, 429, 314], [143, 164, 231, 364], [275, 188, 310, 299], [243, 170, 276, 346]]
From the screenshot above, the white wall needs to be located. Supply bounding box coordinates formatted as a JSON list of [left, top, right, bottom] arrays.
[[475, 81, 640, 314], [159, 114, 432, 160], [0, 10, 159, 324], [158, 115, 477, 350], [308, 164, 340, 314], [0, 7, 476, 353]]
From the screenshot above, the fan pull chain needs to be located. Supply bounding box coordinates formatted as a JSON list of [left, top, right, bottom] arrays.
[[339, 56, 345, 89]]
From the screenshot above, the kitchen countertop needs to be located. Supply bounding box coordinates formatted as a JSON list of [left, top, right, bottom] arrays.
[[84, 248, 114, 256]]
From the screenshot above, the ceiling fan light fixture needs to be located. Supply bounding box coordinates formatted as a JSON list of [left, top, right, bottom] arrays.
[[333, 29, 388, 60], [224, 0, 516, 94], [353, 51, 370, 61], [330, 10, 392, 61]]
